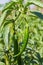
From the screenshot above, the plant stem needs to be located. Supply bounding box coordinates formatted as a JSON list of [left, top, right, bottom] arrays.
[[5, 54, 10, 65]]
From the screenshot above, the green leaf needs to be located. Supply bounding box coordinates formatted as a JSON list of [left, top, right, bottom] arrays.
[[12, 0, 23, 3], [31, 11, 43, 20], [2, 1, 15, 12], [0, 10, 13, 32], [0, 10, 7, 28], [0, 10, 8, 39], [36, 52, 41, 61], [0, 62, 5, 65], [11, 0, 19, 2], [0, 44, 3, 51], [3, 24, 12, 49], [25, 0, 43, 8]]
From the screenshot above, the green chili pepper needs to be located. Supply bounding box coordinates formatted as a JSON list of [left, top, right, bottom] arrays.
[[14, 27, 29, 58]]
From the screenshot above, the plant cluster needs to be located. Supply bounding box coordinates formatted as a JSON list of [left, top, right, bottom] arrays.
[[0, 0, 43, 65]]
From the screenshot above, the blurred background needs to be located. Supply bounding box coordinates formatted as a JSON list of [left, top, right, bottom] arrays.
[[0, 0, 43, 13], [0, 0, 10, 4]]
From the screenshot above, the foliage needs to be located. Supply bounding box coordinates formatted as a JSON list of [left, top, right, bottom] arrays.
[[0, 0, 43, 65]]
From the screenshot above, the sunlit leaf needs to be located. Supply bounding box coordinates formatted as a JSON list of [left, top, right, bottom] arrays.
[[2, 1, 15, 12], [0, 10, 7, 27], [25, 0, 43, 8], [3, 23, 13, 49]]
